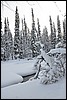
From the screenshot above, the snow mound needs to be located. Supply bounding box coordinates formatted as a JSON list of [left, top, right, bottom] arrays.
[[1, 71, 23, 88], [1, 58, 36, 88]]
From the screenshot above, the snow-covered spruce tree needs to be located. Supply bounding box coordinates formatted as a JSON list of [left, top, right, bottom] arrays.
[[19, 19, 23, 59], [9, 32, 13, 60], [24, 16, 28, 58], [1, 19, 4, 60], [37, 18, 41, 41], [63, 18, 66, 44], [1, 19, 3, 43], [57, 15, 62, 43], [41, 26, 49, 52], [22, 17, 28, 58], [3, 18, 13, 60], [30, 8, 37, 57], [3, 17, 9, 60], [48, 34, 52, 50], [22, 19, 23, 32], [14, 6, 20, 59], [49, 17, 57, 49], [52, 22, 56, 48], [49, 16, 54, 49], [55, 53, 66, 77], [7, 18, 13, 60], [33, 50, 54, 80], [33, 50, 66, 84], [26, 28, 32, 58], [22, 17, 32, 58]]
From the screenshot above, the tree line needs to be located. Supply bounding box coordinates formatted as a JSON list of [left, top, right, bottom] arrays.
[[1, 6, 66, 61]]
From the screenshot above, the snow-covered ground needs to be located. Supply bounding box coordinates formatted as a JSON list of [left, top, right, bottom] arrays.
[[1, 71, 23, 88], [1, 48, 66, 99], [1, 76, 66, 99], [2, 59, 36, 76], [1, 58, 36, 88]]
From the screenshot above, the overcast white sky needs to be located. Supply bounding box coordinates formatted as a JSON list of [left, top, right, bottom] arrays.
[[1, 1, 66, 37]]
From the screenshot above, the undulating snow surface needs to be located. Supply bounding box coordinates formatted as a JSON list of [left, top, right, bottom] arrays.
[[1, 58, 36, 88], [1, 48, 66, 99], [1, 71, 23, 88], [1, 76, 66, 99]]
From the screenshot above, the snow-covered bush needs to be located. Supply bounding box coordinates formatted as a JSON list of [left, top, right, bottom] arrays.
[[33, 49, 66, 84], [47, 48, 66, 58]]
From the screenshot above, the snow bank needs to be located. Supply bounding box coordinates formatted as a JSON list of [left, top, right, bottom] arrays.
[[1, 76, 66, 99], [1, 71, 23, 88], [1, 59, 36, 87], [9, 62, 36, 76]]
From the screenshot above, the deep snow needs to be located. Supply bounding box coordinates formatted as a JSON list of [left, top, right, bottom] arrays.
[[1, 48, 66, 99], [1, 76, 66, 99], [1, 71, 23, 88], [1, 58, 36, 88]]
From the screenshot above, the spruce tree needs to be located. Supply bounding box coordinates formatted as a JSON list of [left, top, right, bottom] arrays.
[[22, 19, 23, 31], [1, 19, 2, 46], [3, 17, 13, 60], [18, 19, 24, 59], [57, 15, 62, 43], [1, 19, 4, 60], [49, 16, 54, 49], [7, 18, 13, 60], [22, 16, 32, 58], [52, 22, 56, 48], [63, 18, 66, 43], [37, 18, 41, 41], [22, 16, 27, 58], [19, 30, 23, 59], [14, 6, 20, 59], [9, 32, 13, 60], [31, 8, 36, 57], [1, 19, 3, 42], [27, 28, 32, 58], [42, 26, 49, 52], [3, 17, 9, 60]]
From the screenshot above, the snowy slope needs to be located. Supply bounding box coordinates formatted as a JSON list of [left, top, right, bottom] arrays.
[[1, 76, 66, 99]]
